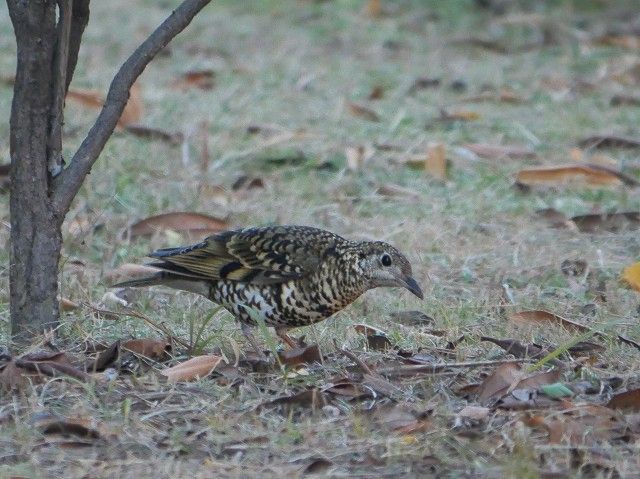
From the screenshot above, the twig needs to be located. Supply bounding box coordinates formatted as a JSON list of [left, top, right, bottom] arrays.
[[84, 303, 191, 350], [377, 358, 530, 377], [52, 0, 212, 214], [333, 340, 374, 375]]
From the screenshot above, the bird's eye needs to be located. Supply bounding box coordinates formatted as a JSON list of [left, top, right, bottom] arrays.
[[381, 253, 392, 267]]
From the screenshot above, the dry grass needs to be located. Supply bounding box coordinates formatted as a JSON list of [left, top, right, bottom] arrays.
[[2, 0, 640, 477]]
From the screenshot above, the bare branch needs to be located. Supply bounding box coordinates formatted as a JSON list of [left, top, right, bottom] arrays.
[[52, 0, 211, 214], [65, 0, 90, 92], [47, 0, 73, 178]]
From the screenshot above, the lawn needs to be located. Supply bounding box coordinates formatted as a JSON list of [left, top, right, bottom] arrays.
[[1, 0, 640, 477]]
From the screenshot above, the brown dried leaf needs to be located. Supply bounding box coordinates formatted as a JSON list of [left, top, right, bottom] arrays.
[[170, 69, 216, 90], [578, 134, 640, 149], [67, 82, 143, 128], [104, 263, 162, 285], [323, 380, 373, 400], [346, 101, 380, 122], [265, 389, 328, 411], [128, 212, 228, 239], [457, 405, 490, 421], [122, 339, 171, 360], [124, 125, 182, 145], [345, 145, 367, 172], [1, 351, 89, 390], [507, 310, 590, 333], [425, 142, 447, 180], [622, 262, 640, 292], [368, 85, 385, 100], [611, 94, 640, 107], [59, 298, 79, 312], [365, 0, 382, 17], [374, 404, 430, 434], [571, 212, 640, 233], [607, 388, 640, 411], [36, 416, 102, 440], [376, 183, 420, 200], [596, 34, 640, 50], [354, 323, 392, 351], [535, 208, 577, 230], [464, 143, 535, 160], [515, 164, 627, 187], [525, 404, 629, 445], [161, 355, 223, 382], [439, 109, 480, 121], [278, 344, 322, 367], [477, 363, 561, 405]]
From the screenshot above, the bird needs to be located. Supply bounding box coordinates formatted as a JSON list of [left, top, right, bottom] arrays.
[[113, 225, 423, 353]]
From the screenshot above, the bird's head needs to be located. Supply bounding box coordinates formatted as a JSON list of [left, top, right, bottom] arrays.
[[356, 241, 424, 299]]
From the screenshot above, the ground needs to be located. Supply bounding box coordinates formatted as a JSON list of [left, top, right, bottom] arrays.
[[1, 0, 640, 477]]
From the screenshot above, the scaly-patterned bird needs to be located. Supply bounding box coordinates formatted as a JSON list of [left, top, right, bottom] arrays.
[[114, 225, 423, 352]]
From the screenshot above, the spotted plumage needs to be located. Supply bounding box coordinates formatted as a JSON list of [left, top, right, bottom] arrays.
[[114, 225, 423, 350]]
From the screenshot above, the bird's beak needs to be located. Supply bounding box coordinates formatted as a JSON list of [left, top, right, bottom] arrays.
[[400, 276, 424, 300]]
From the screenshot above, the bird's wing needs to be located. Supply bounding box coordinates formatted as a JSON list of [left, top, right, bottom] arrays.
[[147, 225, 342, 284]]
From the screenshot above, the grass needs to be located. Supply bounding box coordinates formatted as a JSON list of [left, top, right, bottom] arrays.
[[2, 0, 640, 477]]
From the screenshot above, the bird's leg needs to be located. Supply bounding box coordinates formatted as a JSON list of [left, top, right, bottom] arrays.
[[240, 322, 267, 360], [275, 327, 299, 349]]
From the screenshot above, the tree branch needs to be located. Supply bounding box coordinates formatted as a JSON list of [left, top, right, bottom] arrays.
[[52, 0, 211, 214], [47, 0, 73, 178], [65, 0, 90, 92]]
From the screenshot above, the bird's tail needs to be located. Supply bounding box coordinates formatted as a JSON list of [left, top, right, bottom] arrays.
[[112, 271, 210, 296]]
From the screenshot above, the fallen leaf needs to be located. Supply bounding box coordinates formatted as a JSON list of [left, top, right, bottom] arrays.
[[170, 69, 215, 90], [231, 175, 264, 191], [515, 164, 631, 188], [457, 405, 490, 421], [263, 388, 328, 411], [578, 134, 640, 149], [59, 298, 79, 312], [160, 355, 223, 382], [346, 101, 380, 122], [127, 212, 228, 239], [524, 404, 630, 446], [278, 344, 322, 367], [376, 183, 420, 200], [535, 208, 577, 230], [508, 310, 590, 333], [122, 339, 171, 360], [1, 351, 89, 390], [323, 380, 373, 400], [439, 109, 480, 121], [408, 77, 440, 94], [463, 143, 535, 160], [477, 362, 522, 405], [354, 323, 392, 351], [425, 142, 447, 180], [104, 263, 161, 285], [68, 82, 143, 128], [124, 125, 182, 144], [374, 404, 430, 434], [458, 88, 525, 104], [571, 212, 640, 233], [477, 363, 561, 406], [622, 262, 640, 292], [596, 34, 640, 50], [36, 415, 102, 440], [607, 388, 640, 411], [365, 0, 382, 17], [610, 94, 640, 107], [368, 85, 385, 100]]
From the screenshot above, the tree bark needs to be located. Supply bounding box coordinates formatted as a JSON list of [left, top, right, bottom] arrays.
[[8, 0, 62, 343]]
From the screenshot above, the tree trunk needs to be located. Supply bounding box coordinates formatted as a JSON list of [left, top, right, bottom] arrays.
[[8, 0, 63, 343], [7, 0, 211, 346]]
